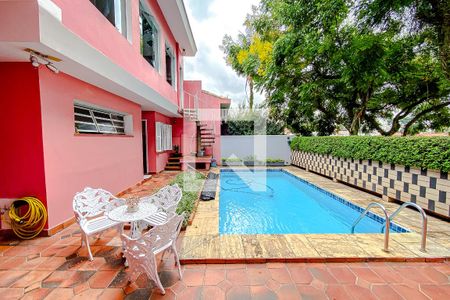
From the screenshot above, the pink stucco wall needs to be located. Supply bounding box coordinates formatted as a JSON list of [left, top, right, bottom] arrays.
[[49, 0, 182, 107], [0, 1, 39, 42], [38, 68, 143, 229]]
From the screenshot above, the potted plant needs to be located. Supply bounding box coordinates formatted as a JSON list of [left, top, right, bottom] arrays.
[[172, 145, 181, 157]]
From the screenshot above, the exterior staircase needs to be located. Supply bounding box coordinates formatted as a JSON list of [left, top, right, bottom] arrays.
[[164, 155, 182, 171], [199, 122, 215, 148]]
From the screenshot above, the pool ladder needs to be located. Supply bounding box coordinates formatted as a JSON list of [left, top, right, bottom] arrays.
[[351, 202, 428, 252]]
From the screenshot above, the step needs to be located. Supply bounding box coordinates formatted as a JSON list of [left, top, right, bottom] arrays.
[[165, 166, 182, 170], [200, 128, 214, 132], [168, 157, 181, 162], [198, 123, 208, 127], [166, 162, 181, 166]]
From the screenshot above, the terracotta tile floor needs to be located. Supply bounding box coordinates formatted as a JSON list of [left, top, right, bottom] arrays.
[[0, 171, 449, 299], [0, 225, 449, 300]]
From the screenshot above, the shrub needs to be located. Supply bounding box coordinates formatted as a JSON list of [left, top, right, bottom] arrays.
[[172, 171, 206, 225], [222, 158, 243, 162], [266, 158, 284, 163], [290, 136, 450, 172]]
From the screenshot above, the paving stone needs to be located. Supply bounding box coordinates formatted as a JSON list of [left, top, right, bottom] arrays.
[[0, 170, 447, 299]]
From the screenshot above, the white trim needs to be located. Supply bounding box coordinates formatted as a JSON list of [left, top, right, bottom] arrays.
[[157, 0, 197, 56], [140, 1, 160, 71], [37, 2, 181, 117], [38, 0, 62, 21], [165, 43, 176, 89], [125, 0, 133, 43], [155, 122, 172, 152]]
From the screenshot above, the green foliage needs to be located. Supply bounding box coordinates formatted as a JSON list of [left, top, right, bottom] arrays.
[[265, 158, 284, 163], [221, 158, 242, 163], [358, 0, 450, 80], [221, 157, 284, 163], [290, 136, 450, 172], [172, 171, 206, 225], [222, 107, 284, 135], [225, 0, 450, 136]]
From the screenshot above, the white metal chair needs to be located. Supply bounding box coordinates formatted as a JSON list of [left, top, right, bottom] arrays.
[[121, 212, 185, 295], [141, 184, 182, 226], [73, 187, 125, 261]]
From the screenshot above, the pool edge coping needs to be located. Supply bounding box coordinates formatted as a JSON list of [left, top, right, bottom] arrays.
[[180, 166, 450, 263]]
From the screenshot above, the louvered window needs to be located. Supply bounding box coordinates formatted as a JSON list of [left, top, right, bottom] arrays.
[[74, 104, 125, 135]]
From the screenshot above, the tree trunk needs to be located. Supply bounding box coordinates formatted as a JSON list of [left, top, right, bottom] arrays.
[[248, 76, 254, 111], [440, 2, 450, 80]]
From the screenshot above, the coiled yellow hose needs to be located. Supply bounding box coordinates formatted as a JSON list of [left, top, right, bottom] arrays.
[[8, 197, 47, 239]]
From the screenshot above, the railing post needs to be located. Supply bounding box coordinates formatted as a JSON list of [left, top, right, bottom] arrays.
[[351, 202, 390, 252], [382, 202, 428, 252]]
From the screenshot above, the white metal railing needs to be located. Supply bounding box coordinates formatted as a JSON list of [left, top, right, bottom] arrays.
[[351, 202, 390, 252], [183, 91, 199, 120], [221, 109, 229, 121], [380, 202, 428, 252]]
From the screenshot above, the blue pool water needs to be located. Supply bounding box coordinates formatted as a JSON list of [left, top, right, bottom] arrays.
[[219, 170, 409, 234]]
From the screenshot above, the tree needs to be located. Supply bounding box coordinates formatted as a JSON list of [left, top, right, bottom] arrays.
[[358, 0, 450, 80], [221, 19, 273, 110], [222, 104, 284, 135], [235, 0, 450, 135]]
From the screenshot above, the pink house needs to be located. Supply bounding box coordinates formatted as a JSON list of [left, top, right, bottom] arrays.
[[0, 0, 230, 235]]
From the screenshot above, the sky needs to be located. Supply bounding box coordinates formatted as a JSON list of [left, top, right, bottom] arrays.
[[183, 0, 263, 107]]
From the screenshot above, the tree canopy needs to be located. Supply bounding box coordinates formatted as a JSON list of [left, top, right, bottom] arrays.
[[222, 0, 450, 135]]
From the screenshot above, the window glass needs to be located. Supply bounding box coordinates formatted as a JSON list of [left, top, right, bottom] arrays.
[[140, 3, 159, 69], [90, 0, 127, 35], [165, 45, 175, 86], [74, 104, 126, 135], [155, 122, 173, 152]]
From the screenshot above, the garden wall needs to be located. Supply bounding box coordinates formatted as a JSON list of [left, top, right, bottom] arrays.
[[291, 151, 450, 218], [221, 135, 292, 164]]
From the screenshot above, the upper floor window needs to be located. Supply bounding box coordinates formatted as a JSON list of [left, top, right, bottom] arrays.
[[74, 103, 131, 135], [90, 0, 127, 36], [140, 2, 159, 70], [165, 44, 176, 87]]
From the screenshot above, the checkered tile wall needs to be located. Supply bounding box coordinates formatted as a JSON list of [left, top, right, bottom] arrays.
[[291, 151, 450, 218]]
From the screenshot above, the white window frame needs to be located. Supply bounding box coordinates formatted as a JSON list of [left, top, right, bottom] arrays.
[[165, 43, 176, 88], [90, 0, 129, 39], [156, 122, 172, 152], [179, 65, 184, 110], [74, 101, 132, 135], [140, 1, 160, 71]]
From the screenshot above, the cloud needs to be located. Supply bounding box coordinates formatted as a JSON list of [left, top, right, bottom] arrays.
[[184, 0, 264, 107]]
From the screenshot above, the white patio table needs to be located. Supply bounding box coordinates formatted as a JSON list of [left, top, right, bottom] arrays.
[[108, 201, 158, 238]]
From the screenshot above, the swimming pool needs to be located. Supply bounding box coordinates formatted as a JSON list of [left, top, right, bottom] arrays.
[[219, 170, 409, 234]]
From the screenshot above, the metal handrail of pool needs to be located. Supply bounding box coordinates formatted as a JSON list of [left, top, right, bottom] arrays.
[[380, 202, 428, 252], [351, 202, 390, 252]]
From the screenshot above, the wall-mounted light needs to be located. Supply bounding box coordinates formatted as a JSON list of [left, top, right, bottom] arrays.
[[29, 51, 60, 74], [30, 55, 40, 67]]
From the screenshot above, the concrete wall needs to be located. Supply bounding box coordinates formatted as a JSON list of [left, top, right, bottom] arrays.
[[221, 135, 292, 164]]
